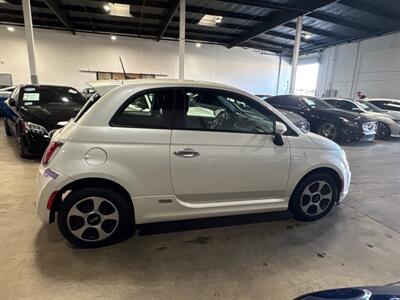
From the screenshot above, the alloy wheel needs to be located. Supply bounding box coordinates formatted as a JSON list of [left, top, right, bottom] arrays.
[[319, 123, 337, 140], [67, 197, 120, 242], [300, 180, 333, 216]]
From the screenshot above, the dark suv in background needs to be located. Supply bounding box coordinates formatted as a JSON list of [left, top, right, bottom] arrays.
[[265, 95, 377, 142]]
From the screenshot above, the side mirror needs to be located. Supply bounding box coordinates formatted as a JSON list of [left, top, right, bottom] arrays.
[[273, 121, 287, 146], [8, 98, 16, 107]]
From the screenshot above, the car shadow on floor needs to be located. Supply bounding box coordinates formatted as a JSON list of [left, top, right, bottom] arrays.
[[33, 208, 341, 284]]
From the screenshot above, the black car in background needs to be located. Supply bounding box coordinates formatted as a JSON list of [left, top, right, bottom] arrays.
[[3, 85, 85, 158], [265, 95, 377, 142]]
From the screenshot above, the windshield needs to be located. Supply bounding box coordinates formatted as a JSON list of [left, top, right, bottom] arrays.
[[301, 96, 332, 109], [357, 100, 385, 112], [22, 86, 85, 107]]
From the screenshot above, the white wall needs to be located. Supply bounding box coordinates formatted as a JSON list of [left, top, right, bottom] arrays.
[[316, 32, 400, 98], [0, 26, 289, 95]]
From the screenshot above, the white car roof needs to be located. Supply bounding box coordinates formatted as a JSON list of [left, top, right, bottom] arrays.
[[367, 98, 400, 102], [87, 79, 236, 96]]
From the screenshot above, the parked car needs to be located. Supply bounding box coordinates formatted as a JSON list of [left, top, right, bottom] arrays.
[[265, 95, 377, 142], [0, 86, 15, 116], [36, 80, 351, 248], [3, 84, 85, 158], [357, 99, 400, 119], [277, 109, 310, 132], [324, 98, 400, 139], [366, 98, 400, 112], [295, 286, 400, 300], [256, 95, 310, 132], [82, 87, 96, 100]]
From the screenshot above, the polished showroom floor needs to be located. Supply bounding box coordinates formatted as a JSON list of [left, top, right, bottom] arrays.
[[1, 122, 399, 299]]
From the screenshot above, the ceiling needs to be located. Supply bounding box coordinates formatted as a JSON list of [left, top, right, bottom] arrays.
[[1, 0, 400, 55]]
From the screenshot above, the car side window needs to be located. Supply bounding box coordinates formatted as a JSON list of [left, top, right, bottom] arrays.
[[280, 96, 301, 109], [337, 101, 357, 111], [384, 101, 400, 111], [324, 99, 337, 107], [111, 89, 174, 128], [175, 88, 282, 135]]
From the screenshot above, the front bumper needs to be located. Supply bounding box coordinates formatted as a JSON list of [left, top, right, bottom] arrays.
[[339, 151, 351, 202], [389, 123, 400, 137], [22, 132, 50, 156], [341, 121, 377, 142], [36, 165, 73, 224]]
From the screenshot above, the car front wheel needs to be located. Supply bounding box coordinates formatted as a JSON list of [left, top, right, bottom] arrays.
[[376, 122, 391, 139], [289, 173, 339, 221], [57, 187, 134, 248], [318, 122, 341, 142]]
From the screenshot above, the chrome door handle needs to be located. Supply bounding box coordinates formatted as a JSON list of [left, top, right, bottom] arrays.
[[173, 148, 200, 158]]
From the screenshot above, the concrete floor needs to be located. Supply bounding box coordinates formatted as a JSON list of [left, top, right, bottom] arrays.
[[0, 122, 399, 300]]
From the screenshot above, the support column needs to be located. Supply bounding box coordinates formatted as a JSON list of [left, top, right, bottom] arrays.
[[22, 0, 39, 84], [275, 54, 282, 95], [178, 0, 185, 80], [289, 16, 303, 94]]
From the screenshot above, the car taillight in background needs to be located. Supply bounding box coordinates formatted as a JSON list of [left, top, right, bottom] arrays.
[[41, 140, 64, 165]]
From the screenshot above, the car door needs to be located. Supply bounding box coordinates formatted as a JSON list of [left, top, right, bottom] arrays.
[[170, 88, 291, 206], [5, 86, 20, 135]]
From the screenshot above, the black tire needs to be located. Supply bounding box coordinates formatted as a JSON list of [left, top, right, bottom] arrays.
[[57, 187, 134, 248], [376, 122, 391, 139], [4, 117, 11, 136], [289, 173, 339, 222], [318, 122, 341, 142], [16, 125, 32, 159]]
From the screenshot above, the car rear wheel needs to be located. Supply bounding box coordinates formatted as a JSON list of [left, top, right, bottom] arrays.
[[57, 187, 134, 248], [376, 122, 391, 139], [289, 173, 339, 221], [318, 123, 340, 142], [4, 118, 11, 136]]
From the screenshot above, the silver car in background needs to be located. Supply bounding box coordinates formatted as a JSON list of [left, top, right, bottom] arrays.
[[324, 98, 400, 139]]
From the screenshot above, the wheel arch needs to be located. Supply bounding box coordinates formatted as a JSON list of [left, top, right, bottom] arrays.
[[49, 177, 135, 224], [290, 167, 342, 203]]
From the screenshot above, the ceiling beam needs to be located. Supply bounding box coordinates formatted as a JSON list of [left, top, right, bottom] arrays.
[[226, 0, 337, 48], [339, 0, 400, 22], [215, 0, 307, 13], [157, 0, 179, 40], [42, 0, 75, 34], [251, 38, 293, 49], [283, 22, 349, 39], [308, 12, 380, 32]]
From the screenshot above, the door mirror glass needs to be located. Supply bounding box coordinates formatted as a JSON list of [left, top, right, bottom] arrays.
[[273, 121, 287, 146]]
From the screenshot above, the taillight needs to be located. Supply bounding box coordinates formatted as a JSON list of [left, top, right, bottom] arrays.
[[41, 140, 64, 165]]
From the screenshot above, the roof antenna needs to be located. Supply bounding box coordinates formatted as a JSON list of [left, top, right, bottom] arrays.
[[119, 56, 128, 80]]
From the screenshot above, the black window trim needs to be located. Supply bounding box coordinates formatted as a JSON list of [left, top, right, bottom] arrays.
[[109, 87, 176, 130], [109, 86, 298, 137]]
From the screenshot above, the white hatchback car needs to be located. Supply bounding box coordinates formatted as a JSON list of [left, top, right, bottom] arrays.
[[36, 80, 351, 247]]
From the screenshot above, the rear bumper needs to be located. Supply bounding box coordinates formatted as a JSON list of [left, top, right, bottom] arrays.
[[36, 165, 73, 224]]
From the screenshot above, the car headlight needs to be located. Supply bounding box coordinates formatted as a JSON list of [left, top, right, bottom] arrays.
[[339, 117, 358, 127], [22, 121, 49, 136]]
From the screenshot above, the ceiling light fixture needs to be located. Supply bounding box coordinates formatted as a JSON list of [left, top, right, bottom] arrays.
[[7, 26, 15, 32], [215, 16, 223, 24], [103, 3, 111, 12], [110, 35, 117, 41], [196, 43, 202, 48], [302, 32, 312, 40]]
